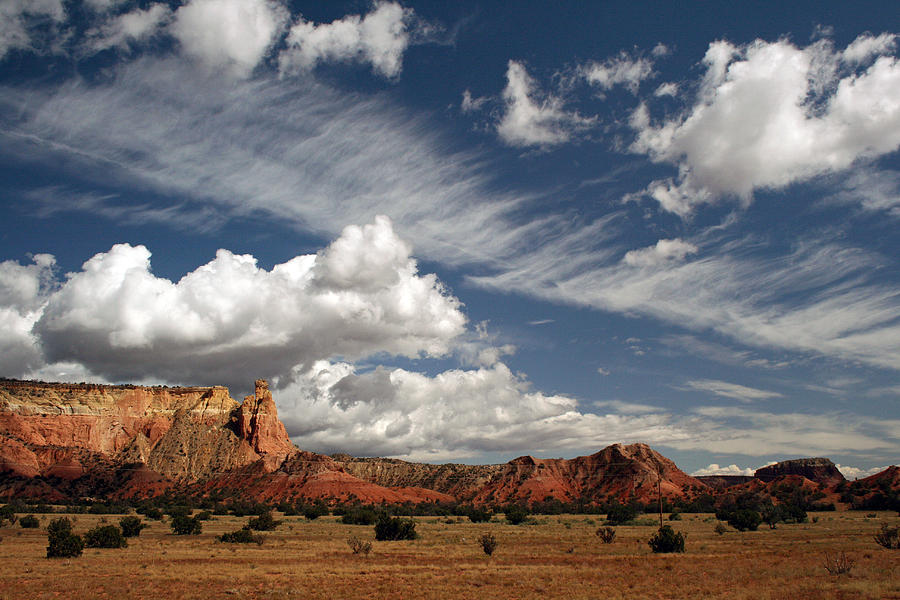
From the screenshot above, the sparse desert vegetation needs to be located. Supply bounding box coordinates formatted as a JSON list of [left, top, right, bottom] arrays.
[[1, 510, 898, 599]]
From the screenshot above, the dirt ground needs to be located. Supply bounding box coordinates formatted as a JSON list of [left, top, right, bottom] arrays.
[[1, 511, 898, 599]]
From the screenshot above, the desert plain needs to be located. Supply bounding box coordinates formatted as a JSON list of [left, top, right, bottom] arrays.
[[1, 510, 898, 600]]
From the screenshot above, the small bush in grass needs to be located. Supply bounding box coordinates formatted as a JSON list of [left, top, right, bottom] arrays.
[[504, 505, 529, 525], [468, 508, 492, 523], [19, 515, 39, 528], [167, 506, 192, 518], [170, 514, 202, 535], [195, 511, 212, 521], [714, 522, 728, 535], [874, 523, 900, 549], [247, 511, 281, 531], [219, 528, 264, 545], [823, 551, 855, 575], [478, 533, 498, 556], [341, 507, 378, 525], [139, 507, 164, 520], [0, 505, 17, 526], [374, 514, 417, 541], [648, 525, 685, 553], [726, 509, 762, 532], [46, 518, 83, 558], [347, 535, 372, 555], [84, 525, 127, 548], [119, 516, 147, 538], [605, 502, 637, 526], [595, 526, 616, 543], [668, 512, 682, 521], [303, 504, 329, 520]]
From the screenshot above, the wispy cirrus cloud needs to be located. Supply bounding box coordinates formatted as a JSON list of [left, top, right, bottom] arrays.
[[680, 378, 782, 402]]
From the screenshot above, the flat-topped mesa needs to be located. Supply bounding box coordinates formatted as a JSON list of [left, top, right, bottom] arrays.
[[0, 379, 237, 456], [237, 379, 296, 461], [755, 457, 846, 485]]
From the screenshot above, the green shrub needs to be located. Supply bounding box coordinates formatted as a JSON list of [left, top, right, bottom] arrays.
[[19, 515, 39, 528], [874, 523, 900, 549], [170, 514, 202, 535], [84, 525, 127, 548], [648, 525, 685, 553], [668, 511, 682, 521], [303, 504, 329, 520], [0, 505, 17, 526], [605, 502, 637, 525], [595, 526, 616, 543], [504, 505, 529, 525], [823, 551, 855, 575], [468, 508, 492, 523], [374, 514, 417, 541], [347, 535, 372, 555], [341, 507, 378, 525], [726, 509, 762, 532], [46, 518, 83, 558], [219, 528, 264, 545], [139, 507, 164, 520], [195, 511, 212, 521], [478, 533, 498, 556], [119, 516, 147, 538], [247, 511, 281, 531], [167, 506, 192, 518]]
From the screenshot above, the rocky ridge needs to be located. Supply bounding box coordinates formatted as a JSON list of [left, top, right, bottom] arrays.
[[1, 378, 896, 506]]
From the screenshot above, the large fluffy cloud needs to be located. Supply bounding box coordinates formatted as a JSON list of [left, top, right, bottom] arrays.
[[0, 254, 56, 376], [279, 1, 411, 78], [170, 0, 288, 78], [26, 217, 465, 389], [631, 35, 900, 215], [278, 359, 693, 460]]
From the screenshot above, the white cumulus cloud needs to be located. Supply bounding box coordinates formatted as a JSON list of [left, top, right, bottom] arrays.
[[497, 60, 594, 147], [623, 238, 698, 267], [631, 35, 900, 215], [28, 217, 465, 389], [691, 463, 755, 477], [279, 1, 411, 78], [843, 32, 897, 64], [84, 4, 172, 53], [580, 51, 655, 93], [277, 359, 693, 460], [836, 464, 892, 480], [170, 0, 288, 78]]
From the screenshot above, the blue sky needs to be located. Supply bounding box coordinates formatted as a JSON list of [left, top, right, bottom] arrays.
[[1, 0, 898, 478]]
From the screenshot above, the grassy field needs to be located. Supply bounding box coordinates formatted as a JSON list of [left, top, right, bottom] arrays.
[[1, 511, 898, 599]]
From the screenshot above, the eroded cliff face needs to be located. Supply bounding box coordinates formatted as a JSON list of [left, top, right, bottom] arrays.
[[0, 378, 292, 488], [0, 378, 453, 504]]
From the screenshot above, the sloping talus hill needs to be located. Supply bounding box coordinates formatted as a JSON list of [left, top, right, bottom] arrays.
[[335, 442, 709, 505]]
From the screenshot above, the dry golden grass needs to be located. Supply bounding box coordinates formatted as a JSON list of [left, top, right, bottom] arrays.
[[1, 511, 898, 599]]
